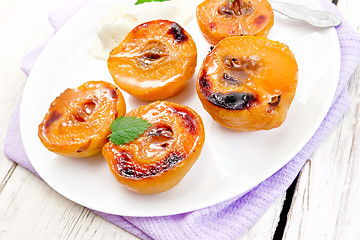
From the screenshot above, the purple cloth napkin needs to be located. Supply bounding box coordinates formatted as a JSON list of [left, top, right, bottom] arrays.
[[5, 0, 360, 239]]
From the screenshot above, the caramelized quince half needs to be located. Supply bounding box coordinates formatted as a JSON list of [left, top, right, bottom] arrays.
[[38, 81, 126, 157], [102, 101, 205, 194], [196, 0, 274, 45], [196, 36, 298, 131], [107, 20, 197, 101]]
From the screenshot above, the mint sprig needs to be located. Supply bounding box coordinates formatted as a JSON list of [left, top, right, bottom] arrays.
[[108, 116, 151, 146], [135, 0, 170, 5]]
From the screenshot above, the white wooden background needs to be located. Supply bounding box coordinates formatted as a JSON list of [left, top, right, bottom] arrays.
[[1, 0, 359, 239]]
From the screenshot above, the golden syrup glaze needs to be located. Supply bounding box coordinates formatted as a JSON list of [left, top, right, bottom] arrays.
[[102, 101, 205, 194], [196, 0, 274, 45], [38, 81, 126, 157], [108, 20, 197, 101], [197, 36, 298, 131]]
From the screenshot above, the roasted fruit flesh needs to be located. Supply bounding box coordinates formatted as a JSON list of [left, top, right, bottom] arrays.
[[107, 20, 197, 101], [196, 36, 298, 131], [38, 81, 126, 157], [196, 0, 274, 44], [102, 101, 205, 194]]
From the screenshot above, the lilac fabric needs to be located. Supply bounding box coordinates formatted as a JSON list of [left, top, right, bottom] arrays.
[[5, 0, 360, 239]]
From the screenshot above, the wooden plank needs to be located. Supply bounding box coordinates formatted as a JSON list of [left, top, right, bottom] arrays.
[[0, 165, 139, 239], [283, 68, 360, 240], [282, 7, 360, 236]]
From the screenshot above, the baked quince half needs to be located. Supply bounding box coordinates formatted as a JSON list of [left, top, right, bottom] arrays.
[[196, 36, 298, 131], [38, 81, 126, 157], [102, 101, 205, 194], [107, 20, 197, 101], [196, 0, 274, 45]]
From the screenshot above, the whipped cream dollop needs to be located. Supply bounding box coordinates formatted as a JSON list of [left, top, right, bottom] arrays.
[[88, 0, 194, 60]]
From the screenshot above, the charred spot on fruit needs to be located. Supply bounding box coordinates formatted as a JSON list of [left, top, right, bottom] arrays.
[[199, 72, 211, 90], [172, 108, 198, 134], [113, 150, 135, 177], [208, 92, 256, 110], [219, 0, 253, 16], [168, 23, 188, 43], [269, 95, 281, 106], [160, 143, 169, 148], [254, 15, 266, 26], [121, 167, 136, 178], [113, 148, 185, 179], [164, 152, 184, 168], [44, 111, 62, 129], [199, 70, 212, 97]]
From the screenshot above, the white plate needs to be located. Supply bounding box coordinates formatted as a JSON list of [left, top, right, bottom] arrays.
[[20, 0, 340, 216]]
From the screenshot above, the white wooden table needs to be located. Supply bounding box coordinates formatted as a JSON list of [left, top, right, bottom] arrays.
[[1, 0, 359, 239]]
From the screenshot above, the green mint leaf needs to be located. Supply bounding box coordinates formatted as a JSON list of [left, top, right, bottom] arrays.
[[109, 116, 151, 146], [135, 0, 170, 5]]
